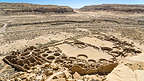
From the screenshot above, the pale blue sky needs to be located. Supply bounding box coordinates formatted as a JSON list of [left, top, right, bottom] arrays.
[[0, 0, 144, 8]]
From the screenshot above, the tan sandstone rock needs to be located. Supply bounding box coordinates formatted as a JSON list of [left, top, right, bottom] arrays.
[[73, 72, 82, 80], [107, 54, 144, 81], [106, 64, 137, 81]]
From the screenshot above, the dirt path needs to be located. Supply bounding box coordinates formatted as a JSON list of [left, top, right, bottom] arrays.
[[0, 23, 7, 45], [0, 20, 12, 45], [0, 23, 7, 33], [0, 20, 12, 33]]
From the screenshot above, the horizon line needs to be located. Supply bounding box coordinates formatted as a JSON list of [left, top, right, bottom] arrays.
[[0, 2, 144, 8]]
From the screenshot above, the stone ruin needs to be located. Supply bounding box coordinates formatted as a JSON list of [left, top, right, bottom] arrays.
[[3, 45, 118, 74], [2, 33, 142, 81]]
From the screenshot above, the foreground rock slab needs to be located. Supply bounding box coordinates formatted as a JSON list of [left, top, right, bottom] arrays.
[[107, 54, 144, 81]]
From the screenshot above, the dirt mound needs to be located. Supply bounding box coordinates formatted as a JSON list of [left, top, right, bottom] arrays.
[[79, 4, 144, 13], [0, 3, 74, 15]]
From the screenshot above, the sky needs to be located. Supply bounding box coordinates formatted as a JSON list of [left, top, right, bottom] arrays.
[[0, 0, 144, 8]]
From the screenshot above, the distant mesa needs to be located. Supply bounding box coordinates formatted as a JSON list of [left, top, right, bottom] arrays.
[[79, 4, 144, 13], [0, 2, 74, 15]]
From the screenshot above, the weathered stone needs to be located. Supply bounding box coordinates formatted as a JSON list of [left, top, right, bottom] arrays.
[[71, 65, 86, 75], [44, 70, 53, 76], [97, 63, 118, 74], [64, 71, 72, 79], [73, 72, 82, 80], [51, 63, 59, 70], [3, 46, 62, 71]]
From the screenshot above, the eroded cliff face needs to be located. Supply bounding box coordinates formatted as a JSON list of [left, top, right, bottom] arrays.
[[79, 4, 144, 13], [0, 3, 74, 15]]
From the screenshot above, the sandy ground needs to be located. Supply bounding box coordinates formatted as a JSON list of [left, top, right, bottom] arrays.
[[0, 32, 74, 54], [0, 11, 144, 81]]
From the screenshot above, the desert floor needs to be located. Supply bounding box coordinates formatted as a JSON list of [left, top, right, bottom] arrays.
[[0, 11, 144, 81]]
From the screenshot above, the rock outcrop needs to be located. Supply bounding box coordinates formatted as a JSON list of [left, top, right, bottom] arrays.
[[79, 4, 144, 13], [0, 3, 74, 15]]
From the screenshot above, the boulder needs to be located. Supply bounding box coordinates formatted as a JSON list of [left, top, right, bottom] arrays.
[[97, 63, 118, 74], [71, 65, 87, 75]]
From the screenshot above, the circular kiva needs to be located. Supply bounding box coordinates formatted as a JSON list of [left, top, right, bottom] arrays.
[[88, 59, 96, 63], [47, 50, 53, 53], [54, 52, 61, 56], [28, 46, 37, 50], [33, 49, 41, 52], [99, 58, 108, 62], [61, 55, 67, 59], [69, 56, 77, 61], [99, 58, 107, 61], [31, 51, 39, 55], [74, 42, 85, 45], [42, 53, 49, 57], [55, 59, 64, 63], [43, 48, 49, 51], [21, 56, 25, 59], [77, 54, 88, 59], [21, 51, 30, 56], [47, 56, 55, 60], [101, 47, 113, 51], [11, 51, 20, 55], [24, 46, 36, 52]]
